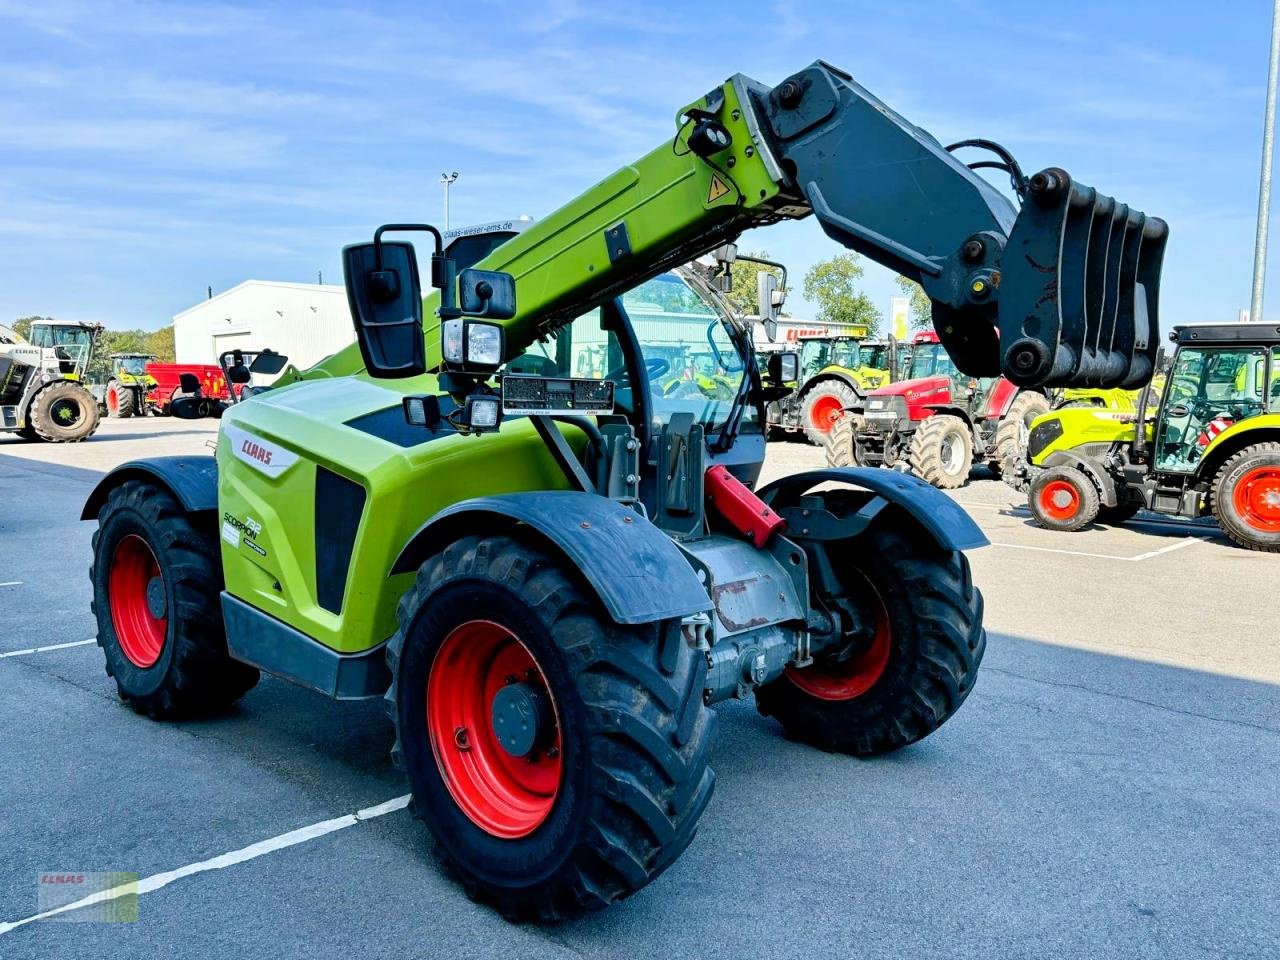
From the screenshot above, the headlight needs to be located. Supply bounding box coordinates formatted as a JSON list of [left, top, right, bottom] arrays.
[[467, 323, 503, 367], [441, 319, 465, 365], [466, 394, 501, 430]]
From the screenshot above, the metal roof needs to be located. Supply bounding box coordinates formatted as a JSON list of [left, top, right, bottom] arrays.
[[1171, 323, 1280, 345]]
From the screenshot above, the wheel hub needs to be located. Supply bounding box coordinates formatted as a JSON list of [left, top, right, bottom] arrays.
[[145, 576, 167, 620], [491, 682, 554, 758]]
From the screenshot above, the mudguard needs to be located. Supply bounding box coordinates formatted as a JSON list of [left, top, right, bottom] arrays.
[[390, 491, 713, 625], [1041, 450, 1119, 507], [757, 467, 987, 551], [80, 456, 218, 521]]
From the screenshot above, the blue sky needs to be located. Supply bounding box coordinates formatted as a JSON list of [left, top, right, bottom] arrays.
[[0, 0, 1272, 331]]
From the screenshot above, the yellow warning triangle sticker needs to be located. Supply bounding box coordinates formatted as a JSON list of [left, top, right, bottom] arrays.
[[707, 175, 730, 203]]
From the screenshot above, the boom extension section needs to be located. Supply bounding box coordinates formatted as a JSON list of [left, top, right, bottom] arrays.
[[312, 60, 1165, 391]]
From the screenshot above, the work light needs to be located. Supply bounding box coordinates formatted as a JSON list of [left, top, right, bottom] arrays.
[[441, 318, 505, 371]]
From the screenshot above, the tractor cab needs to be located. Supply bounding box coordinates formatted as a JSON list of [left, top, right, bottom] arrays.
[[26, 319, 101, 379]]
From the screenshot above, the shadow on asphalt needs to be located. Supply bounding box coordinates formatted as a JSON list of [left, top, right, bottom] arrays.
[[0, 451, 111, 485]]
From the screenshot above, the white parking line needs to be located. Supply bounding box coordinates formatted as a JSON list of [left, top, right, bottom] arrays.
[[0, 639, 97, 659], [989, 536, 1208, 562], [0, 794, 411, 935]]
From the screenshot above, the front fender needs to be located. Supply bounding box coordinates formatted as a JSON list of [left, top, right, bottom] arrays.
[[757, 467, 987, 551], [1042, 451, 1119, 507], [390, 491, 713, 625], [80, 456, 218, 521]]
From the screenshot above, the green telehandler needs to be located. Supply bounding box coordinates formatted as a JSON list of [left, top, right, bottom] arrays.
[[82, 61, 1165, 918]]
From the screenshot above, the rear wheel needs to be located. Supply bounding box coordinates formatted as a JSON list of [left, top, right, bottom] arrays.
[[1212, 443, 1280, 552], [908, 414, 973, 489], [387, 535, 715, 920], [800, 381, 859, 446], [30, 381, 100, 442], [756, 521, 985, 755], [1028, 465, 1099, 532], [90, 480, 258, 716], [993, 391, 1050, 475]]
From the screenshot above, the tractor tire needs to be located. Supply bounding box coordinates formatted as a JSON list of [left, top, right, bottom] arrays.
[[800, 380, 859, 446], [89, 480, 259, 717], [387, 535, 716, 921], [908, 414, 973, 489], [14, 426, 39, 442], [755, 521, 985, 756], [1211, 442, 1280, 552], [993, 391, 1050, 476], [1027, 465, 1099, 532], [105, 380, 136, 419], [29, 381, 101, 442], [823, 413, 864, 468], [1097, 501, 1141, 526]]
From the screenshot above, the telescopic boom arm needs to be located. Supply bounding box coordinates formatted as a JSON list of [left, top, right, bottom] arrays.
[[316, 60, 1167, 390]]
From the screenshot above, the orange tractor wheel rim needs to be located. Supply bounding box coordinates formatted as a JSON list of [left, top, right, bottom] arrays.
[[809, 394, 846, 433], [1233, 466, 1280, 532], [1039, 480, 1080, 522]]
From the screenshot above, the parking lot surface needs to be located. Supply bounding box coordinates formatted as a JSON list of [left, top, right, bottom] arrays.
[[2, 420, 1277, 958]]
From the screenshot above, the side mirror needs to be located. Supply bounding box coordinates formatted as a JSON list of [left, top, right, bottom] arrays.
[[249, 350, 288, 375], [342, 239, 426, 379], [178, 372, 202, 394], [458, 269, 516, 320], [768, 351, 799, 385], [757, 272, 781, 341], [226, 364, 251, 385]]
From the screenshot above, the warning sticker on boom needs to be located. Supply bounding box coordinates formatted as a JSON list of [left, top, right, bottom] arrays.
[[707, 175, 731, 203]]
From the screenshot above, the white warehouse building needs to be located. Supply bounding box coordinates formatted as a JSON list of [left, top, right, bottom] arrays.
[[173, 280, 354, 369]]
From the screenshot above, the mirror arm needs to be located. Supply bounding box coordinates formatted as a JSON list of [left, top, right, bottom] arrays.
[[372, 223, 461, 318]]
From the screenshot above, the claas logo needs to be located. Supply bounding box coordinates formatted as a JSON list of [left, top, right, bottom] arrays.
[[241, 439, 273, 466]]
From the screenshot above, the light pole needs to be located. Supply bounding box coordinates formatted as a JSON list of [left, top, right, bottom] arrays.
[[440, 171, 460, 230], [1250, 0, 1280, 322]]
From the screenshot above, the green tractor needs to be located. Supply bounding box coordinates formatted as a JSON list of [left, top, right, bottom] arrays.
[[1013, 323, 1280, 550], [97, 353, 158, 418], [768, 328, 895, 444], [80, 61, 1162, 917]]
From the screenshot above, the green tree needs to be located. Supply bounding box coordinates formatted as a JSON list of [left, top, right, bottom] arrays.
[[894, 275, 933, 331], [802, 254, 880, 331], [12, 316, 52, 340], [726, 250, 786, 316], [147, 325, 176, 362]]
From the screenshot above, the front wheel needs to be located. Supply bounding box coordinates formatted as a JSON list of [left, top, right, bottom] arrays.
[[756, 522, 985, 755], [1212, 442, 1280, 552], [387, 535, 716, 920], [908, 414, 974, 489], [1027, 465, 1099, 532], [30, 381, 101, 442], [823, 413, 864, 468]]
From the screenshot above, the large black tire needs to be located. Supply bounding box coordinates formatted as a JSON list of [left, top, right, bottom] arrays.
[[993, 391, 1050, 475], [30, 381, 101, 442], [908, 414, 973, 489], [823, 413, 864, 468], [105, 380, 136, 419], [1211, 442, 1280, 552], [90, 480, 259, 717], [1027, 465, 1099, 532], [800, 380, 859, 446], [14, 426, 39, 441], [387, 535, 716, 920], [755, 520, 985, 756]]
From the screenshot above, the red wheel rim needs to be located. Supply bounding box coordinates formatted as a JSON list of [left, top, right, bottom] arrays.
[[809, 394, 845, 433], [784, 581, 891, 700], [106, 387, 119, 414], [108, 534, 167, 668], [1039, 480, 1080, 522], [427, 620, 562, 839], [1233, 466, 1280, 532]]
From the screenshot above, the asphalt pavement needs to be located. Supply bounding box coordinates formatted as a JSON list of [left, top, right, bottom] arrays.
[[1, 419, 1277, 959]]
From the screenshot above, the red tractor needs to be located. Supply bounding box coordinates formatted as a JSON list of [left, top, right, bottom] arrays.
[[824, 331, 1050, 489]]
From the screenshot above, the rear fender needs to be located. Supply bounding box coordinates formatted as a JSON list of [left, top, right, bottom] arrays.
[[81, 456, 218, 521], [390, 491, 713, 625], [757, 467, 987, 551]]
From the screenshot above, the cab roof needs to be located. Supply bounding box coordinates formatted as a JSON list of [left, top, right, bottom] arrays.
[[1172, 323, 1280, 345]]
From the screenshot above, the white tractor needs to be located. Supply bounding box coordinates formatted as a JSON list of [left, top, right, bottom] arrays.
[[0, 319, 103, 442]]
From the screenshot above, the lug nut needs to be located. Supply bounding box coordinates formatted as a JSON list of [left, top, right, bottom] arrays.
[[962, 239, 985, 262], [777, 79, 803, 108]]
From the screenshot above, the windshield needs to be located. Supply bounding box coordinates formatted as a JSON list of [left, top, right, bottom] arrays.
[[907, 343, 957, 379], [862, 344, 888, 370], [118, 357, 148, 376], [620, 271, 753, 434]]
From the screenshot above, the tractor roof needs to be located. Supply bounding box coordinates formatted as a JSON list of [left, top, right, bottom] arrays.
[[111, 352, 156, 358], [1171, 323, 1280, 345]]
